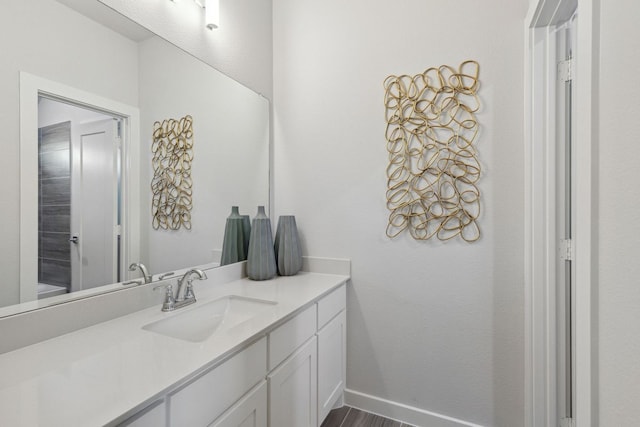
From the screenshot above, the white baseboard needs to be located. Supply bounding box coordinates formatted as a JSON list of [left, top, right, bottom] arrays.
[[344, 389, 484, 427]]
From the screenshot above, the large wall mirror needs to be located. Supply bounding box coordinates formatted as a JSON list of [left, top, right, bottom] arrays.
[[0, 0, 269, 315]]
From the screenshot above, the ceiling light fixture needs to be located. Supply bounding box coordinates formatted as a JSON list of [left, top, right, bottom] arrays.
[[204, 0, 219, 30], [171, 0, 218, 30]]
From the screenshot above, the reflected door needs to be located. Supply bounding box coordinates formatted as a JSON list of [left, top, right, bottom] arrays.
[[70, 119, 121, 291], [38, 122, 72, 291]]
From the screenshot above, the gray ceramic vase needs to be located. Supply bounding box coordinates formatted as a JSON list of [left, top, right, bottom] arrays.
[[274, 215, 303, 276], [240, 214, 251, 256], [220, 206, 247, 266], [246, 206, 277, 280]]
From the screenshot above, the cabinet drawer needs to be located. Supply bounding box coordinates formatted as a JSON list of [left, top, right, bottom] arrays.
[[317, 284, 346, 329], [269, 304, 316, 371], [169, 337, 267, 427]]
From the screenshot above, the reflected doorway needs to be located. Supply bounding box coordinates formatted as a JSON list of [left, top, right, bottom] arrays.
[[37, 96, 123, 298]]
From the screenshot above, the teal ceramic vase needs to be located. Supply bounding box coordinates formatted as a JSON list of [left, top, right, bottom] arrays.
[[246, 206, 277, 280], [220, 206, 247, 266], [274, 215, 303, 276]]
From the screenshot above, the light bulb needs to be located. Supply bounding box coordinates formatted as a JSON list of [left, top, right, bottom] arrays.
[[205, 0, 219, 30]]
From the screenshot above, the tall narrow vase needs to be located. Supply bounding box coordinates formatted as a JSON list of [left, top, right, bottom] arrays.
[[220, 206, 246, 266], [246, 206, 277, 280], [240, 214, 251, 256], [274, 215, 303, 276]]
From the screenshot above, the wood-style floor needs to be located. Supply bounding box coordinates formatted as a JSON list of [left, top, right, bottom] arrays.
[[321, 406, 416, 427]]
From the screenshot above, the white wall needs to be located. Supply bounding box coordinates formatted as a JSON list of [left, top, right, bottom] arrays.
[[0, 0, 139, 307], [598, 0, 640, 424], [273, 0, 527, 425], [138, 37, 269, 273], [99, 0, 273, 98]]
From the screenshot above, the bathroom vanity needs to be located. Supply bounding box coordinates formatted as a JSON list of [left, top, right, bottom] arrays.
[[0, 263, 348, 427]]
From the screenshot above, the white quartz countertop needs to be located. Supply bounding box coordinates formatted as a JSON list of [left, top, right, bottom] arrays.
[[0, 272, 348, 426]]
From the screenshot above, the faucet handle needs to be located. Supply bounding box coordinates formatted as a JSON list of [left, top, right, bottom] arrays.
[[153, 284, 176, 311], [122, 279, 144, 287], [183, 280, 196, 301], [158, 271, 175, 280]]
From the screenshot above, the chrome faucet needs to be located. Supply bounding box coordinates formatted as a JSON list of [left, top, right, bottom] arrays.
[[176, 269, 208, 301], [153, 268, 208, 312], [129, 262, 151, 284]]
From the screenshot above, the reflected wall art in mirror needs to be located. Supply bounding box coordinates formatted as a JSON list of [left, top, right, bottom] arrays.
[[152, 115, 195, 231]]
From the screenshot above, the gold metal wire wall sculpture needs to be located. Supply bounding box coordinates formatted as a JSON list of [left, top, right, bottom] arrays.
[[384, 60, 481, 242], [151, 115, 194, 230]]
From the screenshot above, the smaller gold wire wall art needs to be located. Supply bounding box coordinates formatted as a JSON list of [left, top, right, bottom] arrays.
[[384, 60, 481, 242], [151, 115, 194, 231]]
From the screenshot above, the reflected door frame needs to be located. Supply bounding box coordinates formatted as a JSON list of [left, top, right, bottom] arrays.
[[19, 72, 141, 302]]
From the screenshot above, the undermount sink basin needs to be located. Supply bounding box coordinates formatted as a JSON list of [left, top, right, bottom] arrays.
[[142, 295, 277, 342]]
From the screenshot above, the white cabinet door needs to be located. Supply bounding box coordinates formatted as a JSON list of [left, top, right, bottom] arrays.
[[209, 381, 267, 427], [268, 337, 318, 427], [317, 310, 346, 426]]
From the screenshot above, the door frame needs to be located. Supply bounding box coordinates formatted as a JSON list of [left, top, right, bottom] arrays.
[[524, 1, 597, 426], [19, 72, 140, 301]]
